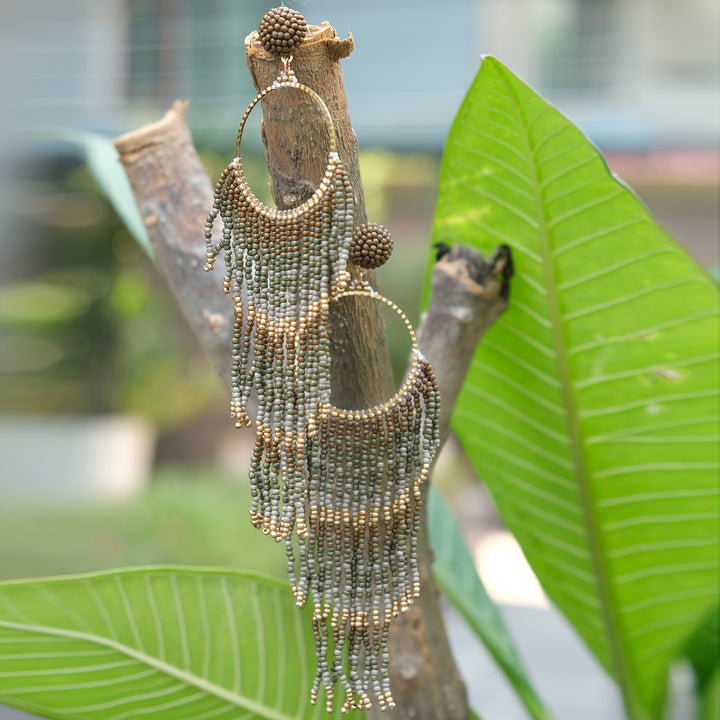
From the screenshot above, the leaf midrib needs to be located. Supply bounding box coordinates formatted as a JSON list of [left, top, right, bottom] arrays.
[[493, 61, 646, 720], [0, 619, 295, 720]]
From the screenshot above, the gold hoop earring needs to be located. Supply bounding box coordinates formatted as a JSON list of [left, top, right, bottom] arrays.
[[290, 286, 441, 713], [204, 57, 353, 543]]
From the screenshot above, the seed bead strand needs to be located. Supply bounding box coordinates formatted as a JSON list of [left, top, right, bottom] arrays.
[[254, 425, 271, 529], [324, 442, 344, 695], [230, 293, 244, 424], [387, 393, 408, 614], [233, 195, 256, 404], [281, 217, 303, 530], [308, 411, 325, 705], [282, 328, 302, 531], [253, 280, 274, 527], [363, 415, 382, 705], [300, 411, 325, 607], [347, 413, 369, 703], [358, 413, 375, 711], [374, 417, 391, 690], [367, 415, 386, 708], [345, 414, 363, 702], [237, 209, 256, 415], [249, 433, 263, 527], [408, 380, 425, 599], [314, 540, 332, 711], [400, 390, 418, 611], [378, 414, 395, 643], [270, 277, 289, 533], [204, 166, 232, 271], [336, 417, 356, 713], [285, 532, 299, 609], [382, 403, 399, 615]]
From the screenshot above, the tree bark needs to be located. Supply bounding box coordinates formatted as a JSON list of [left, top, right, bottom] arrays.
[[113, 20, 512, 720], [113, 101, 233, 384], [245, 24, 395, 410]]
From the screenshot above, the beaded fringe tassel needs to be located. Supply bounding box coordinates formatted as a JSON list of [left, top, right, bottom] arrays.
[[204, 31, 441, 707], [291, 351, 441, 712], [204, 153, 353, 542]]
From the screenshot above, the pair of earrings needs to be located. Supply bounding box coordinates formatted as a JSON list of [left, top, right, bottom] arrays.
[[204, 7, 440, 712]]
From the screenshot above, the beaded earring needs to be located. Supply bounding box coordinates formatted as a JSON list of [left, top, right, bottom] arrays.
[[290, 286, 441, 713], [204, 10, 353, 543], [206, 8, 441, 712]]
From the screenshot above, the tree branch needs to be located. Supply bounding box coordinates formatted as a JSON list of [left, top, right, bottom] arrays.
[[245, 23, 395, 410], [113, 21, 511, 720], [113, 101, 232, 384]]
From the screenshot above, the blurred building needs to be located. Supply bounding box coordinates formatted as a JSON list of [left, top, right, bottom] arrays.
[[0, 0, 717, 412], [0, 0, 717, 156], [0, 0, 715, 250]]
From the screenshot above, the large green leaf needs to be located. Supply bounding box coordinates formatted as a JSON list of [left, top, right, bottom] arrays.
[[431, 56, 719, 720], [682, 602, 719, 702], [0, 567, 358, 720], [428, 487, 554, 720], [697, 665, 719, 720]]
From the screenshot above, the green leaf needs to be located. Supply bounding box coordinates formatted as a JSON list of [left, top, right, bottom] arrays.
[[40, 129, 153, 259], [431, 56, 719, 720], [683, 603, 719, 695], [697, 664, 719, 720], [0, 567, 358, 720], [428, 487, 554, 720]]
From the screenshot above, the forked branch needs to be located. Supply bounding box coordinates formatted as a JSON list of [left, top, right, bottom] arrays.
[[113, 20, 511, 720]]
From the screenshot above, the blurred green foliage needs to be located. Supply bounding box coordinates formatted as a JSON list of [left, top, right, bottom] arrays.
[[0, 161, 220, 427], [0, 470, 286, 582]]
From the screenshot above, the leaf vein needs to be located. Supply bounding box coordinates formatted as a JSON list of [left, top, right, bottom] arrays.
[[0, 617, 298, 720], [563, 278, 701, 321], [558, 248, 674, 290], [570, 310, 719, 355], [581, 389, 719, 418], [547, 187, 625, 230], [116, 576, 144, 654], [553, 217, 646, 258], [604, 511, 718, 531], [614, 560, 717, 585], [171, 574, 191, 671]]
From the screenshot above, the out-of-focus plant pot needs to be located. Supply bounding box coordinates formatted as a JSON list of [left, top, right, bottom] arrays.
[[0, 414, 156, 506]]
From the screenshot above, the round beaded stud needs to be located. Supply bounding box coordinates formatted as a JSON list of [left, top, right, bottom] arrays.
[[258, 6, 308, 56], [350, 222, 394, 269]]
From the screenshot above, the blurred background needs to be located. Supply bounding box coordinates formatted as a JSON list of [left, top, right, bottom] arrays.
[[0, 1, 717, 719]]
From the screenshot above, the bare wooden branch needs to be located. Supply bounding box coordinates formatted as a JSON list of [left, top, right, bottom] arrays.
[[245, 23, 395, 410], [421, 244, 513, 445], [369, 245, 510, 720], [113, 101, 233, 384], [113, 20, 511, 720]]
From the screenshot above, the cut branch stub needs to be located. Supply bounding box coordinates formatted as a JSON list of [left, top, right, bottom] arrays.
[[113, 101, 233, 384], [245, 23, 394, 409]]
